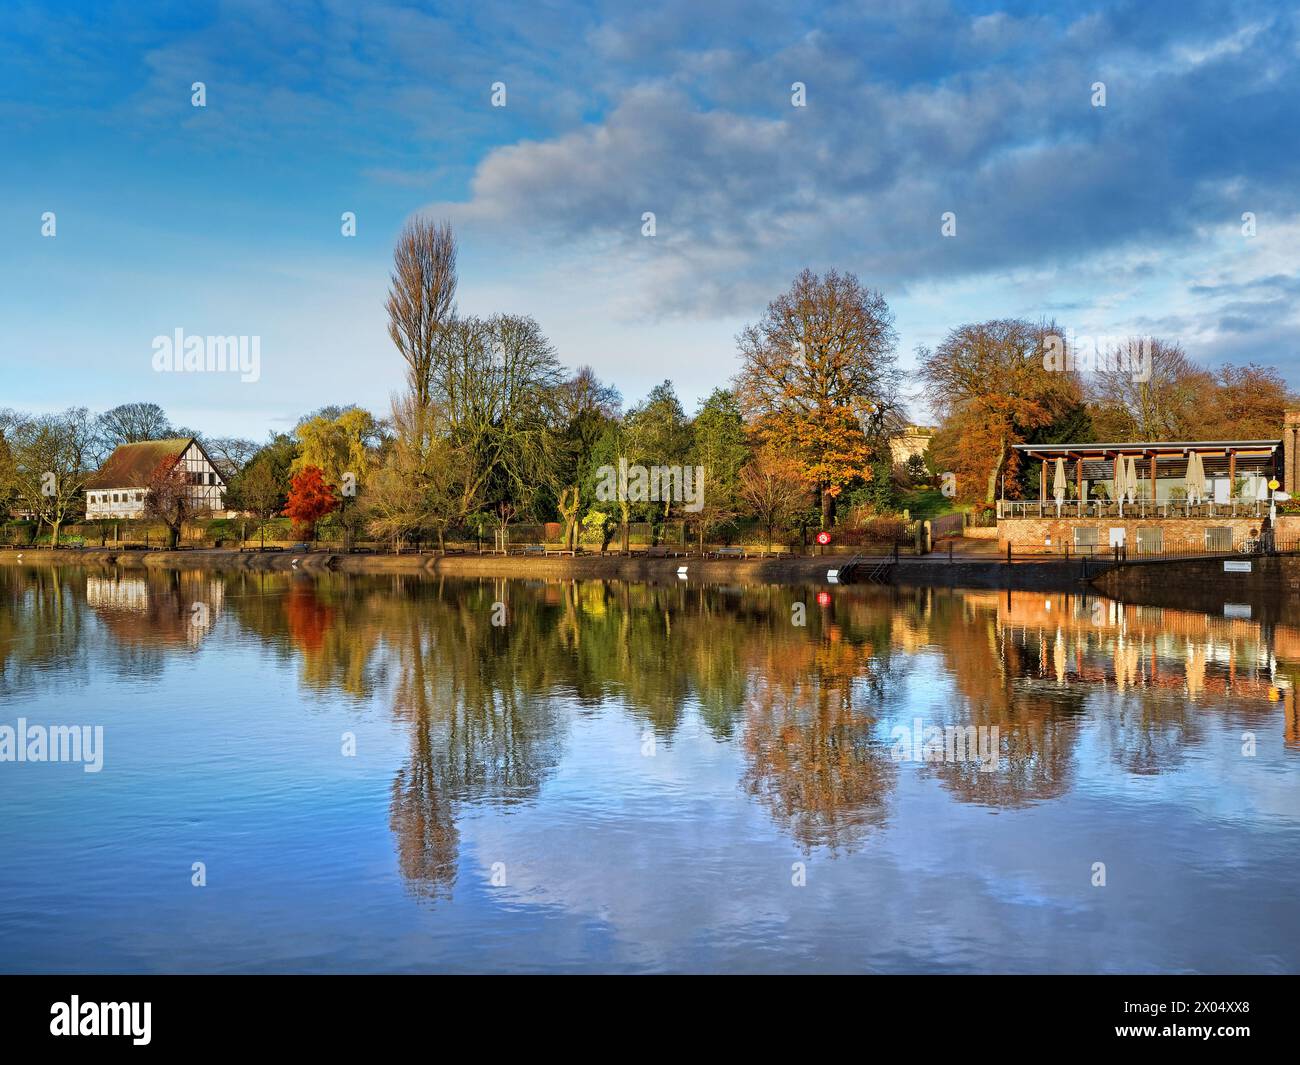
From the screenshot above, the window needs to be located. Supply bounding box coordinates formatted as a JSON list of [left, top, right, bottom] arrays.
[[1206, 527, 1232, 552], [112, 493, 119, 502], [1073, 527, 1098, 551], [1135, 527, 1163, 555]]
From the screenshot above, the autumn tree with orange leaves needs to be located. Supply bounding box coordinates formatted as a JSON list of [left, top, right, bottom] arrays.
[[734, 269, 901, 527], [283, 465, 339, 542], [919, 319, 1080, 504]]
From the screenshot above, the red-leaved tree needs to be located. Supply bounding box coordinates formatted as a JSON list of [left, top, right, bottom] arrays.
[[283, 466, 338, 542], [144, 459, 194, 548]]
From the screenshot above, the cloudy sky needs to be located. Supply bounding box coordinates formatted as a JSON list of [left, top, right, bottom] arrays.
[[3, 0, 1298, 439]]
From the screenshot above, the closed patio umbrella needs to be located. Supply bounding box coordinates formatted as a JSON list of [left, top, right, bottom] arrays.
[[1053, 457, 1067, 515], [1185, 452, 1206, 506], [1126, 455, 1139, 505], [1114, 456, 1128, 515], [1255, 474, 1270, 515]]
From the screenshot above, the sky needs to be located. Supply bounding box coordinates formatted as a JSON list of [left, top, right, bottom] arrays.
[[2, 0, 1298, 441]]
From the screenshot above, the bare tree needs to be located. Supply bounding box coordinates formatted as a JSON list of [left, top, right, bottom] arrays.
[[434, 314, 564, 521], [1088, 339, 1214, 441], [386, 218, 458, 407], [3, 408, 97, 547], [201, 436, 259, 481], [366, 393, 471, 552], [738, 449, 807, 553], [144, 459, 194, 548], [96, 402, 176, 449]]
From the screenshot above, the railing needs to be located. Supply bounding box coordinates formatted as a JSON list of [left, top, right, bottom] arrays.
[[999, 499, 1274, 520], [998, 539, 1300, 563]]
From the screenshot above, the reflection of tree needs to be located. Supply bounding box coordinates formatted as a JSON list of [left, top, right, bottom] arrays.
[[743, 677, 893, 852], [740, 615, 898, 853], [284, 582, 335, 652], [0, 566, 95, 692], [390, 729, 460, 901], [917, 591, 1084, 805], [383, 582, 568, 898], [1101, 689, 1202, 775], [11, 564, 1300, 895]]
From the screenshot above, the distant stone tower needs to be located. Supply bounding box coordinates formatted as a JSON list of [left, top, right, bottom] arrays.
[[1286, 409, 1300, 494]]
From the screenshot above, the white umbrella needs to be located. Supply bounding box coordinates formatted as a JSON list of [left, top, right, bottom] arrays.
[[1186, 452, 1206, 506], [1114, 457, 1127, 515], [1126, 455, 1139, 505], [1248, 478, 1268, 520], [1053, 457, 1067, 515]]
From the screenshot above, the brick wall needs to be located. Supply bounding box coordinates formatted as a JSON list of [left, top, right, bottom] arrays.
[[998, 516, 1291, 553]]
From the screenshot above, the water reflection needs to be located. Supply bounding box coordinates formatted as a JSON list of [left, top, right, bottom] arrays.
[[2, 566, 1298, 908]]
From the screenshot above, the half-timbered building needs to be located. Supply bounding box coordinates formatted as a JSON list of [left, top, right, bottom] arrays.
[[84, 437, 226, 520]]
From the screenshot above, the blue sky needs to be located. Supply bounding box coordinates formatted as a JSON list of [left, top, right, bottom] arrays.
[[2, 0, 1298, 439]]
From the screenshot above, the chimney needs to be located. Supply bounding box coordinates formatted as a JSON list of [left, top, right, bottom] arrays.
[[1286, 410, 1300, 494]]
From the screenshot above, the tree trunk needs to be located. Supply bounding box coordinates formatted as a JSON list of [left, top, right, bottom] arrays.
[[820, 487, 833, 529], [986, 439, 1007, 504], [51, 518, 61, 549]]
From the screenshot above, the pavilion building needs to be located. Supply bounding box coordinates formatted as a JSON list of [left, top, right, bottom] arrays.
[[997, 414, 1300, 554]]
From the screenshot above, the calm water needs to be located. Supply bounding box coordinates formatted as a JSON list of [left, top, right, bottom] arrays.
[[1, 565, 1298, 973]]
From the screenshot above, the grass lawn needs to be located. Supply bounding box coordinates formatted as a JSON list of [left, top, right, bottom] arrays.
[[898, 487, 967, 522]]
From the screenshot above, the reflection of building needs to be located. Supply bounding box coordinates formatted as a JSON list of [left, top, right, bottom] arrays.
[[85, 437, 226, 520], [84, 571, 223, 648], [86, 575, 149, 612], [999, 431, 1295, 553], [996, 590, 1297, 719]]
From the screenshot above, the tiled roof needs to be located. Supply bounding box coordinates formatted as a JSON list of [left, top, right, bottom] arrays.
[[85, 438, 193, 489]]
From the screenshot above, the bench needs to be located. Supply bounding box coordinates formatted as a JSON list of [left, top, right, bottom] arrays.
[[644, 546, 689, 558], [710, 546, 747, 559]]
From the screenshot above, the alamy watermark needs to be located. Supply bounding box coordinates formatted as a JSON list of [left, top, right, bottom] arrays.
[[890, 717, 1000, 772], [1, 718, 104, 773], [1043, 332, 1151, 382], [151, 328, 261, 383], [595, 459, 704, 512]]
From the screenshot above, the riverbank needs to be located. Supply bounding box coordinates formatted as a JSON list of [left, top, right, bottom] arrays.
[[0, 545, 1097, 590]]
